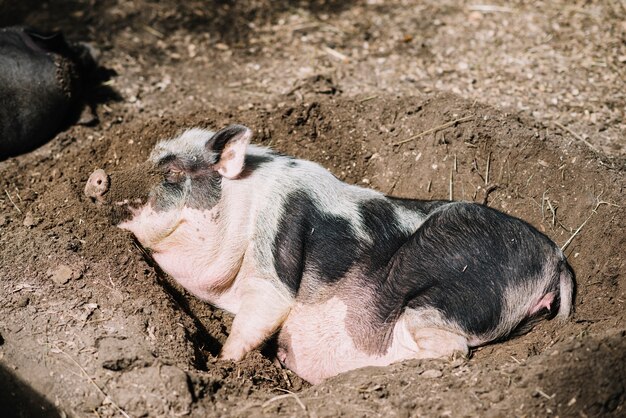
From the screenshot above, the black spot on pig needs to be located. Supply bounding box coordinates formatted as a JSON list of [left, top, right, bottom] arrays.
[[0, 26, 112, 160], [153, 182, 187, 212], [207, 124, 248, 158], [157, 154, 178, 168], [379, 203, 558, 336], [275, 195, 445, 295], [187, 174, 222, 210], [358, 199, 412, 270], [273, 190, 359, 294], [241, 154, 274, 176]]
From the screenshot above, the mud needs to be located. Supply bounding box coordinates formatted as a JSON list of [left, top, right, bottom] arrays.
[[1, 1, 625, 417]]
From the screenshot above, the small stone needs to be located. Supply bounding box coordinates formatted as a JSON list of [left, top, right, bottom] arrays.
[[23, 212, 38, 228], [48, 265, 73, 285], [16, 295, 30, 308], [485, 391, 505, 403], [421, 369, 443, 378]]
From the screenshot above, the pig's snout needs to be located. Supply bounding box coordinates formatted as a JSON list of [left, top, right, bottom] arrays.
[[84, 169, 109, 203]]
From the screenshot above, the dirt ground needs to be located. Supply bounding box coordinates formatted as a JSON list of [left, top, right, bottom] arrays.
[[1, 1, 625, 417]]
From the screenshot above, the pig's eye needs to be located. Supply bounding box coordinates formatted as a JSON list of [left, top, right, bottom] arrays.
[[164, 168, 185, 183]]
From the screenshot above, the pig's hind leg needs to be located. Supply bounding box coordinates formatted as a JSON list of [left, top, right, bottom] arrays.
[[220, 279, 293, 361], [391, 309, 470, 362]]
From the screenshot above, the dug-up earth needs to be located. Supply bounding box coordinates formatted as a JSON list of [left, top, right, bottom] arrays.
[[1, 1, 625, 417]]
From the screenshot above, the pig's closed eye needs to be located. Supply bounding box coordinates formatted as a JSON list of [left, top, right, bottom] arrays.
[[164, 169, 185, 183]]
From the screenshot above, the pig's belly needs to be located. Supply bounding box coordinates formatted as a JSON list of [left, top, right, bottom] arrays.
[[277, 297, 420, 384]]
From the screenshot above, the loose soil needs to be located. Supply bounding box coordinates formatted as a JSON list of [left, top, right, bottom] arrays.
[[1, 1, 625, 417]]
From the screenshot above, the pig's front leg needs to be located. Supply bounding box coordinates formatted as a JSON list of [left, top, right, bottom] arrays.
[[219, 279, 293, 361]]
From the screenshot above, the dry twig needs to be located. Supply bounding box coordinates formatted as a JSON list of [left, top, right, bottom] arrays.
[[143, 25, 164, 38], [393, 116, 474, 146], [554, 122, 598, 152], [561, 213, 592, 252], [481, 184, 498, 205], [51, 343, 131, 418], [535, 388, 555, 400], [468, 5, 514, 13], [485, 152, 491, 185], [262, 388, 307, 412], [449, 168, 454, 200], [560, 197, 616, 252], [546, 199, 557, 226], [359, 95, 378, 103], [322, 46, 348, 62], [5, 189, 22, 214]]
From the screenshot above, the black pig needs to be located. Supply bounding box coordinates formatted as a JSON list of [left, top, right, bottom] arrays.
[[0, 26, 97, 159]]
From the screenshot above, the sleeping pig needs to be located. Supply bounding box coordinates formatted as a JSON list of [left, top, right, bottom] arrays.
[[0, 26, 97, 160], [85, 125, 574, 384]]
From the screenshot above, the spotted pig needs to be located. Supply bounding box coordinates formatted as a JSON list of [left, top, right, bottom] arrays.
[[85, 125, 574, 384]]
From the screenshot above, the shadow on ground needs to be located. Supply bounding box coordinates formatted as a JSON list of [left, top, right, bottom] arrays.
[[0, 363, 63, 418]]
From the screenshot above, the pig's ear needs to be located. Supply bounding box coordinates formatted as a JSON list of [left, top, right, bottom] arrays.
[[207, 125, 251, 179]]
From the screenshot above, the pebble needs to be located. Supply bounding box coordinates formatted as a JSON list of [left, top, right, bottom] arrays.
[[16, 295, 30, 308], [48, 265, 76, 285], [23, 212, 38, 228], [421, 369, 443, 378]]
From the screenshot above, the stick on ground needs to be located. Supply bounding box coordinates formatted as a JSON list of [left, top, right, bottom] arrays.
[[262, 389, 307, 412], [393, 116, 474, 146], [554, 121, 599, 152], [4, 189, 22, 214], [51, 343, 131, 418]]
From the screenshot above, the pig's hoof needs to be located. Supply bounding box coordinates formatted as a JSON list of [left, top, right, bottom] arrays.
[[218, 348, 246, 362], [84, 169, 109, 203]]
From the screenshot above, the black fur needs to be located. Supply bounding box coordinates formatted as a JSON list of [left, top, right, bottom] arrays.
[[378, 203, 557, 335], [274, 189, 561, 338], [273, 194, 420, 294], [153, 153, 222, 211], [242, 153, 274, 175], [357, 198, 413, 272], [207, 124, 248, 157], [273, 190, 361, 294], [0, 26, 97, 160]]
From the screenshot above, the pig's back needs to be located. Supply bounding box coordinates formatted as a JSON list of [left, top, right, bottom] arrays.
[[377, 202, 564, 342], [245, 152, 438, 299]]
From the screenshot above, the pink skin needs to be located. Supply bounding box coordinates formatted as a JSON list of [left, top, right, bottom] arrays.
[[117, 168, 294, 363], [84, 169, 109, 203], [529, 291, 555, 316], [278, 297, 469, 384], [118, 203, 248, 307]]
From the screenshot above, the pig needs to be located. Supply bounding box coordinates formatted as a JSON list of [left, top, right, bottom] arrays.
[[0, 26, 97, 160], [85, 125, 575, 384]]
